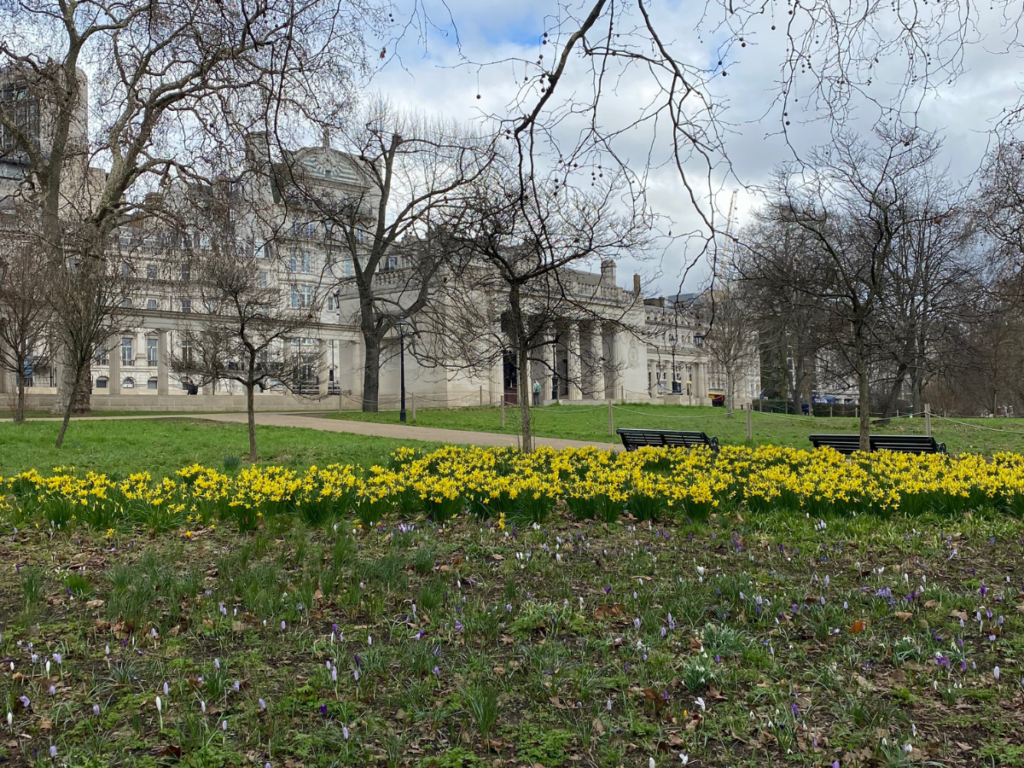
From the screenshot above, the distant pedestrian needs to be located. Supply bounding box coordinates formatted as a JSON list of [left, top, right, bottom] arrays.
[[533, 380, 541, 406]]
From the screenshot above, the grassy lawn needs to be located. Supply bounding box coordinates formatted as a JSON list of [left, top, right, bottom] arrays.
[[329, 403, 1024, 454], [0, 419, 445, 478], [2, 503, 1022, 767]]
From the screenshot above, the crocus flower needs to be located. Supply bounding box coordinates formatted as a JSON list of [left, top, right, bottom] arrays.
[[93, 704, 100, 716], [343, 726, 350, 740], [994, 666, 1001, 681], [258, 699, 266, 711], [50, 746, 57, 759]]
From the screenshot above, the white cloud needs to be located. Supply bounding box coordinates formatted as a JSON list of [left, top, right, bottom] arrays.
[[369, 0, 1024, 293]]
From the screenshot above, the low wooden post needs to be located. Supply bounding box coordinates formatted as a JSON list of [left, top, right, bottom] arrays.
[[746, 405, 752, 441], [500, 394, 505, 429], [925, 403, 932, 437], [608, 398, 614, 436], [620, 384, 625, 402], [479, 386, 483, 406], [411, 392, 416, 422]]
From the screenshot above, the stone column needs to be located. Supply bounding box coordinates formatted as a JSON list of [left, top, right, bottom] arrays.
[[697, 362, 708, 404], [318, 338, 330, 397], [540, 334, 555, 404], [349, 339, 364, 409], [586, 324, 605, 399], [567, 324, 582, 400], [108, 339, 121, 396], [605, 325, 622, 400], [156, 330, 169, 396]]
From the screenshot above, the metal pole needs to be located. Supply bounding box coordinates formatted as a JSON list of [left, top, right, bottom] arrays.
[[411, 391, 416, 422], [500, 393, 505, 429], [746, 405, 752, 441], [608, 398, 614, 435], [925, 403, 931, 437], [479, 385, 483, 407], [399, 331, 406, 423]]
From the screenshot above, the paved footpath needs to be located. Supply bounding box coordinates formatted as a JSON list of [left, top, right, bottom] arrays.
[[198, 412, 621, 452], [14, 411, 620, 452]]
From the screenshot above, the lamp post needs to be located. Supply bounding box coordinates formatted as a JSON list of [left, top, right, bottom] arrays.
[[398, 316, 409, 423]]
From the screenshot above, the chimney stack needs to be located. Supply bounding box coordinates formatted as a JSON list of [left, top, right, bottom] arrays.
[[600, 259, 616, 284]]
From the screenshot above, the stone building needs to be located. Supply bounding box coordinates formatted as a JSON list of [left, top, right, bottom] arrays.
[[0, 74, 758, 411]]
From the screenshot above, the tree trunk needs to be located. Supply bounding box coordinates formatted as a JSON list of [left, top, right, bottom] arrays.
[[246, 381, 257, 463], [517, 341, 533, 454], [15, 371, 25, 424], [857, 360, 871, 452], [725, 370, 734, 418], [73, 364, 92, 414], [362, 331, 381, 413], [55, 368, 81, 449], [508, 284, 533, 453], [879, 363, 908, 419]]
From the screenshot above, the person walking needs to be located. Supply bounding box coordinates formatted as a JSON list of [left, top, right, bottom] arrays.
[[533, 380, 541, 406]]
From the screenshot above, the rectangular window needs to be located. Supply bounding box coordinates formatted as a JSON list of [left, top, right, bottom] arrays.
[[94, 348, 109, 365], [306, 222, 316, 237], [344, 259, 352, 278], [121, 337, 134, 365], [147, 338, 158, 365], [146, 298, 158, 310], [180, 340, 193, 366], [385, 255, 398, 271], [180, 298, 191, 314], [300, 285, 312, 307], [146, 263, 157, 279], [259, 271, 269, 288], [96, 377, 108, 389], [355, 228, 365, 244], [289, 250, 297, 272], [290, 288, 299, 309], [301, 252, 312, 274], [181, 264, 190, 281]]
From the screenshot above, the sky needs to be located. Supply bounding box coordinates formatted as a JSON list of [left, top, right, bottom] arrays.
[[365, 0, 1024, 295]]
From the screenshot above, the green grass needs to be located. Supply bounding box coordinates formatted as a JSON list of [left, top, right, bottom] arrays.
[[330, 402, 1024, 454], [1, 497, 1021, 767], [0, 418, 446, 478]]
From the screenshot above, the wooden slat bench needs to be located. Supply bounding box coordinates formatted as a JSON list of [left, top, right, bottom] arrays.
[[617, 429, 720, 453], [809, 434, 947, 455]]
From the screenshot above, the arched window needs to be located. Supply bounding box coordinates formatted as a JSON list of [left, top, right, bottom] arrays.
[[147, 377, 158, 390], [122, 377, 135, 389], [96, 377, 108, 389]]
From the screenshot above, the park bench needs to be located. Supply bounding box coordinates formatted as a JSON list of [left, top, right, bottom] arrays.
[[616, 428, 720, 453], [809, 434, 947, 455]]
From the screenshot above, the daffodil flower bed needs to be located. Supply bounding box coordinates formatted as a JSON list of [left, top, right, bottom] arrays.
[[3, 445, 1023, 534]]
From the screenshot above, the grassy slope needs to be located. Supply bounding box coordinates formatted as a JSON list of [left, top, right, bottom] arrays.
[[0, 505, 1020, 767], [0, 419, 444, 478], [329, 403, 1024, 455]]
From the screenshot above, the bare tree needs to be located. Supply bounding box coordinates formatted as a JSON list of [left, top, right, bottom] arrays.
[[696, 288, 757, 417], [766, 127, 944, 449], [735, 217, 830, 411], [284, 101, 496, 412], [167, 179, 323, 463], [0, 225, 51, 422], [46, 237, 136, 447], [419, 159, 651, 452], [0, 0, 384, 425]]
